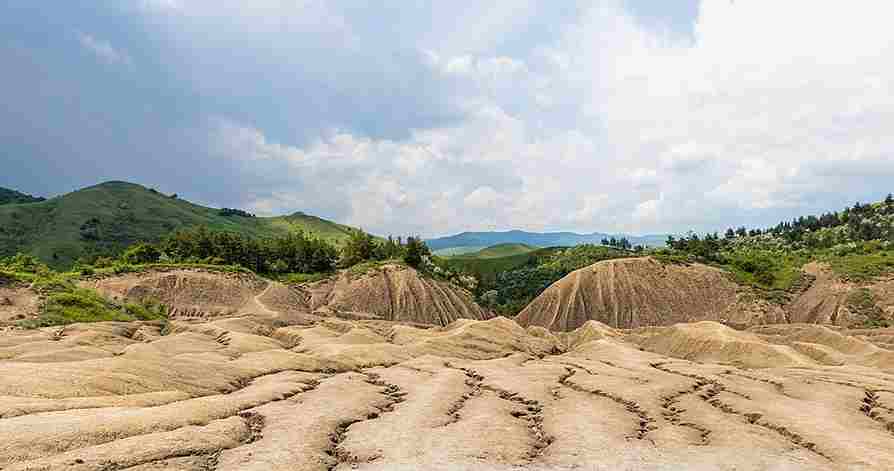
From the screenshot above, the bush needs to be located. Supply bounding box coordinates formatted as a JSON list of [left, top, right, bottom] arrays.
[[121, 243, 161, 265], [0, 253, 48, 273]]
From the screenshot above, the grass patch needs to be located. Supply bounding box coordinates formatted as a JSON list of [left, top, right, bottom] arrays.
[[822, 250, 894, 282], [650, 250, 694, 266], [847, 288, 889, 328], [16, 270, 169, 329], [273, 272, 333, 284], [92, 262, 253, 277], [347, 259, 406, 277]]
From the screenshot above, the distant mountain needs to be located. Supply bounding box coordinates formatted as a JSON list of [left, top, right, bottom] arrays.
[[0, 181, 358, 267], [0, 187, 45, 205], [426, 230, 668, 251]]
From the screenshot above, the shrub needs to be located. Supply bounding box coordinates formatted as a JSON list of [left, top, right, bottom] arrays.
[[0, 253, 48, 273], [121, 243, 161, 265]]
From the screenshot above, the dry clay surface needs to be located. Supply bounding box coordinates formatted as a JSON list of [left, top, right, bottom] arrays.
[[0, 281, 38, 324], [82, 265, 491, 326], [517, 257, 785, 331], [3, 314, 894, 470]]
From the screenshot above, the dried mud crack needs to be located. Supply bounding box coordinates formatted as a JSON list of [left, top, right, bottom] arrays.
[[324, 372, 407, 470], [652, 362, 832, 461], [861, 390, 894, 435], [442, 363, 483, 426], [660, 380, 713, 445], [559, 367, 657, 440], [446, 363, 554, 460]]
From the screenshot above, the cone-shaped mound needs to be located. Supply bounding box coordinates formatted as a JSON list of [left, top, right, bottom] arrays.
[[516, 257, 739, 331], [306, 264, 493, 326]]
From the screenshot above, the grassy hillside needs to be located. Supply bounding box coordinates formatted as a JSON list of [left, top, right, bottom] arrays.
[[0, 181, 356, 268], [440, 244, 630, 315], [0, 187, 45, 205], [456, 243, 537, 259], [433, 246, 486, 257], [443, 247, 559, 285]]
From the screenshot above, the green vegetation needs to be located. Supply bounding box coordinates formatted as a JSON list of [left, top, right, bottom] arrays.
[[443, 247, 560, 290], [444, 244, 629, 315], [665, 195, 894, 304], [1, 254, 168, 328], [821, 244, 894, 281], [433, 246, 486, 257], [456, 243, 537, 259], [847, 288, 889, 328], [160, 226, 339, 274], [0, 187, 45, 205], [0, 181, 358, 268]]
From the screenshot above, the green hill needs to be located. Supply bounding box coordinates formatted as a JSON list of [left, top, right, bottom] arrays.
[[0, 187, 45, 205], [441, 244, 629, 315], [0, 181, 357, 267], [457, 243, 537, 259]]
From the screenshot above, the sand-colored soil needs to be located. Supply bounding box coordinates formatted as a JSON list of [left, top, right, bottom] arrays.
[[0, 282, 38, 325], [2, 315, 894, 470], [518, 258, 894, 332], [516, 258, 745, 331], [303, 264, 492, 324], [83, 266, 491, 327]]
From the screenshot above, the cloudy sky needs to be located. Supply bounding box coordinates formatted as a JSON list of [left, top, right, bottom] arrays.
[[2, 1, 893, 237]]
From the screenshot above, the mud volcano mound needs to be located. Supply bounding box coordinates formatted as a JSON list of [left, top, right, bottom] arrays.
[[85, 265, 491, 327], [83, 269, 270, 320], [305, 264, 492, 325], [516, 257, 741, 331]]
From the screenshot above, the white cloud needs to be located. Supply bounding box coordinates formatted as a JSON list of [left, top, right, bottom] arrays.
[[159, 1, 894, 236], [78, 34, 132, 67]]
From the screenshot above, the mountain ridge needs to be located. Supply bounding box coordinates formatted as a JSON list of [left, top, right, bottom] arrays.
[[426, 229, 668, 251], [0, 186, 45, 205]]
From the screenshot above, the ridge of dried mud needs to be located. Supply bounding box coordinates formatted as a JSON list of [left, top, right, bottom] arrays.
[[2, 310, 894, 470]]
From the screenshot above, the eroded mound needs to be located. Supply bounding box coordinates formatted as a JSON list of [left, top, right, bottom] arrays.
[[83, 266, 491, 328], [0, 280, 38, 326], [83, 269, 269, 320], [516, 257, 745, 331], [3, 315, 894, 470], [303, 264, 493, 325]]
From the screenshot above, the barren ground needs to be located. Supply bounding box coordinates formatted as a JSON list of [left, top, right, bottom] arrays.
[[3, 305, 894, 470], [3, 266, 894, 470]]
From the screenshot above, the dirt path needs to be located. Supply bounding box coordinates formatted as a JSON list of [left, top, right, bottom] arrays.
[[242, 281, 281, 319]]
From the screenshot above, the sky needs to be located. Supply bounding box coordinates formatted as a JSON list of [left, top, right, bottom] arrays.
[[2, 1, 893, 237]]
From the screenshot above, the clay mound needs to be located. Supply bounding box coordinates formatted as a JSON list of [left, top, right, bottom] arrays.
[[636, 321, 814, 368], [516, 257, 740, 331], [0, 281, 38, 326], [306, 264, 492, 326], [785, 263, 853, 325], [83, 269, 271, 320]]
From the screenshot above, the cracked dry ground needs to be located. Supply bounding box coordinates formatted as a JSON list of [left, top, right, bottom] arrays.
[[3, 317, 894, 470]]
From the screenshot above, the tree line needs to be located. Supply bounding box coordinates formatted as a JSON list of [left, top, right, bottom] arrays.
[[116, 226, 431, 275]]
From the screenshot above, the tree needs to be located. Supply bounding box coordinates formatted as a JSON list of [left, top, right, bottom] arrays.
[[121, 243, 161, 265], [403, 236, 430, 268], [340, 230, 377, 267], [725, 228, 736, 239]]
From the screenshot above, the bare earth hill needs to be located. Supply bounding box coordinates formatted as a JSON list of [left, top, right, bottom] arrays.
[[3, 314, 894, 469], [517, 257, 894, 332], [516, 257, 762, 331], [82, 265, 491, 327]]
